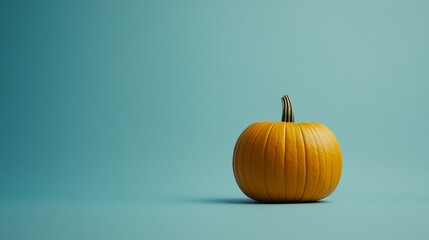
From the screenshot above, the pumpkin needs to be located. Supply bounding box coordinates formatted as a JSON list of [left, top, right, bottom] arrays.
[[233, 95, 342, 202]]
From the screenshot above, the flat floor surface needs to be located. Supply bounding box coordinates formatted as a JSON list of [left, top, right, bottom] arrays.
[[2, 197, 428, 240]]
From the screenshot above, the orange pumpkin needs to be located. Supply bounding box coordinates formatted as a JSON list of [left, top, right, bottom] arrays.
[[233, 95, 342, 202]]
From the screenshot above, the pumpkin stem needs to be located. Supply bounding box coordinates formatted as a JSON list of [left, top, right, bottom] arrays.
[[281, 95, 294, 122]]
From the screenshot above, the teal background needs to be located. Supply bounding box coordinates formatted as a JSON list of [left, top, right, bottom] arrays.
[[1, 0, 428, 239]]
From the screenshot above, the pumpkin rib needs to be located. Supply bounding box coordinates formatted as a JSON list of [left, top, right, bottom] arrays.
[[293, 124, 303, 201], [232, 128, 246, 194], [324, 131, 342, 197], [283, 123, 288, 200], [261, 122, 276, 201], [247, 123, 271, 201], [233, 124, 247, 192], [297, 124, 308, 201], [272, 122, 283, 200], [241, 123, 266, 199], [318, 124, 341, 198], [235, 123, 259, 197], [291, 123, 300, 201], [306, 123, 326, 201], [282, 123, 288, 200], [268, 123, 278, 201], [301, 123, 319, 201], [314, 125, 331, 200], [316, 125, 335, 199], [333, 133, 342, 191], [301, 123, 320, 201], [318, 126, 334, 199], [284, 123, 297, 201], [263, 122, 276, 200], [303, 123, 320, 200], [328, 128, 342, 197], [275, 122, 285, 200]]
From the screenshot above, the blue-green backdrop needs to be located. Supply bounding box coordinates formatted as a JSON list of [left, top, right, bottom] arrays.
[[1, 0, 428, 239]]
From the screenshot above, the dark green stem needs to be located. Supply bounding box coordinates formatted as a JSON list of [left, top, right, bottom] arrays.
[[281, 95, 294, 122]]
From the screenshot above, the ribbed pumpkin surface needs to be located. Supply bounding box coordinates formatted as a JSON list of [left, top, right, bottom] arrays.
[[233, 122, 342, 202]]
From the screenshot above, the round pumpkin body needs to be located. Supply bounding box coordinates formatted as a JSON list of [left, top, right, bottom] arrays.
[[233, 96, 342, 202]]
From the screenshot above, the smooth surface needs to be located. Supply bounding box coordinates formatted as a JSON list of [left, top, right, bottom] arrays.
[[1, 199, 428, 240], [1, 0, 429, 239]]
